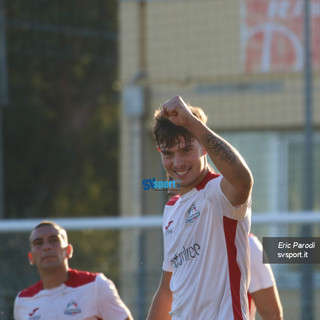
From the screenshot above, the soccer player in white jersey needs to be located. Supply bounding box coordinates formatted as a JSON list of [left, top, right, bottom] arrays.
[[166, 186, 283, 320], [248, 234, 283, 320], [14, 220, 133, 320], [147, 96, 254, 320]]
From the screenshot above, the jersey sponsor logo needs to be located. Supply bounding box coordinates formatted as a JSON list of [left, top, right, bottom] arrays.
[[185, 203, 200, 223], [64, 300, 81, 316], [171, 243, 201, 269], [29, 308, 39, 317], [28, 307, 41, 320], [165, 220, 173, 230], [164, 220, 174, 236]]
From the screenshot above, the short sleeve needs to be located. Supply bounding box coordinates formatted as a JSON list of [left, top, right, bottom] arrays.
[[96, 273, 132, 320], [13, 295, 20, 320], [162, 259, 173, 272], [248, 235, 275, 293], [204, 175, 252, 221]]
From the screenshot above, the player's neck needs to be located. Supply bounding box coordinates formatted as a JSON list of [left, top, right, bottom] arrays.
[[40, 266, 69, 289], [180, 167, 209, 195]]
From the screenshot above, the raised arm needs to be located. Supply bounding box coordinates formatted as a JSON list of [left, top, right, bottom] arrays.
[[161, 96, 253, 206], [147, 271, 172, 320]]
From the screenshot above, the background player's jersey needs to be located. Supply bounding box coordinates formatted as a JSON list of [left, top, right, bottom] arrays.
[[248, 234, 276, 320], [162, 172, 252, 320], [14, 269, 131, 320]]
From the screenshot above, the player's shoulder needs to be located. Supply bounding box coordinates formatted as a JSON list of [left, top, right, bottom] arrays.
[[249, 233, 262, 246], [65, 268, 100, 288], [18, 280, 43, 298], [195, 171, 220, 191], [249, 233, 263, 257], [166, 194, 180, 206]]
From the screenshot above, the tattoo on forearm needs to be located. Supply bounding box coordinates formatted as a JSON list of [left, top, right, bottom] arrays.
[[202, 134, 237, 163]]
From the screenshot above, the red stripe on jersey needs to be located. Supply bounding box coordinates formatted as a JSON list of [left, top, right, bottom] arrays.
[[166, 171, 219, 206], [65, 269, 98, 287], [18, 269, 98, 297], [166, 194, 180, 206], [223, 216, 244, 320], [18, 281, 43, 298], [195, 171, 220, 191]]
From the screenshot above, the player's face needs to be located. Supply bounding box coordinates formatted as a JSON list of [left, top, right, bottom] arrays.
[[160, 137, 207, 194], [28, 225, 71, 272]]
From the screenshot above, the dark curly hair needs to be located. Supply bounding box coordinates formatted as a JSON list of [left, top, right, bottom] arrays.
[[152, 105, 208, 150]]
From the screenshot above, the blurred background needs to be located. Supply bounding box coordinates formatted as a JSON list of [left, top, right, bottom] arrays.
[[0, 0, 320, 319]]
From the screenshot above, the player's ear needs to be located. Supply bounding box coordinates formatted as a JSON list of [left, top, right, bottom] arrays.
[[66, 244, 73, 259], [28, 252, 34, 266]]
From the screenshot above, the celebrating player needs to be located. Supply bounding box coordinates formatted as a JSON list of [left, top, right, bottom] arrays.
[[166, 180, 283, 320], [147, 96, 254, 320], [14, 220, 133, 320]]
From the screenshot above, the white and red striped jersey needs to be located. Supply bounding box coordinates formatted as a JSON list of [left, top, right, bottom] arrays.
[[162, 172, 252, 320], [14, 269, 132, 320]]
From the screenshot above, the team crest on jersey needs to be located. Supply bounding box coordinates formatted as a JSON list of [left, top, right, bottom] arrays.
[[64, 300, 81, 316], [185, 203, 200, 223]]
